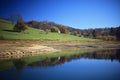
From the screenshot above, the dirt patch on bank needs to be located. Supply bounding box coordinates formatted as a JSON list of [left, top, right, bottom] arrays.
[[0, 45, 59, 60]]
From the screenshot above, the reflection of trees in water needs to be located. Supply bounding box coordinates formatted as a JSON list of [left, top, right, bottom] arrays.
[[28, 49, 120, 67], [81, 49, 120, 62], [28, 57, 68, 67], [13, 59, 26, 72], [116, 49, 120, 61]]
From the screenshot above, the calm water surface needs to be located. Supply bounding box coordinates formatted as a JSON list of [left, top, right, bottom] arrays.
[[0, 49, 120, 80]]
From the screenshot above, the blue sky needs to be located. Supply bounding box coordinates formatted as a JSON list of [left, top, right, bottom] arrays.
[[0, 0, 120, 29]]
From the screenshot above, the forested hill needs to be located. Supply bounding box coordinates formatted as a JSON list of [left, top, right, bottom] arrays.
[[27, 20, 120, 41]]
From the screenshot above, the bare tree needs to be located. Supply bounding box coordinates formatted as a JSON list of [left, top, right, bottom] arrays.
[[9, 14, 23, 23]]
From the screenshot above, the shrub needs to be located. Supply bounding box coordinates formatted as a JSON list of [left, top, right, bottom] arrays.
[[45, 29, 51, 34], [50, 26, 59, 32], [97, 36, 116, 41], [0, 36, 5, 40]]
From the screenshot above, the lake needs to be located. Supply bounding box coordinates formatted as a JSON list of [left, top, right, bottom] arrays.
[[0, 49, 120, 80]]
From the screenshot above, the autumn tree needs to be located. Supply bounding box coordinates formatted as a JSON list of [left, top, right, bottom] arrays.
[[59, 27, 69, 34], [13, 21, 28, 32]]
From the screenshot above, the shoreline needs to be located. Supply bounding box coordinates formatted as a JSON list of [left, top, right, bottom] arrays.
[[0, 40, 120, 60], [0, 45, 59, 60]]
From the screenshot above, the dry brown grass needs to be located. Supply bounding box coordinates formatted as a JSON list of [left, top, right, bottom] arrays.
[[0, 40, 119, 48]]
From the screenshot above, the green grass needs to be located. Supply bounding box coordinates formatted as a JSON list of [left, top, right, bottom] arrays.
[[0, 60, 14, 71], [0, 19, 98, 41]]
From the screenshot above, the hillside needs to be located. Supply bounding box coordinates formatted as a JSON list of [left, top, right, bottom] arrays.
[[0, 19, 97, 41], [27, 20, 120, 41]]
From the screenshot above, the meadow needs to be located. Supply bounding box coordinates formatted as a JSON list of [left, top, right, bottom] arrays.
[[0, 19, 97, 41]]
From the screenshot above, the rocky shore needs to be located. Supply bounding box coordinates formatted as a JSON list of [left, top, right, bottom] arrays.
[[0, 45, 59, 60]]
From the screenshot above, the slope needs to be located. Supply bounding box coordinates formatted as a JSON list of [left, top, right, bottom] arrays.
[[0, 19, 97, 41]]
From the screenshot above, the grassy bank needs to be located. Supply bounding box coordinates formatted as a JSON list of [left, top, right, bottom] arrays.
[[22, 49, 95, 64], [0, 49, 96, 71], [0, 19, 98, 41]]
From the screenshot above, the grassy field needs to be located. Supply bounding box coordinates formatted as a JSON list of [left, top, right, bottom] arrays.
[[0, 19, 98, 41]]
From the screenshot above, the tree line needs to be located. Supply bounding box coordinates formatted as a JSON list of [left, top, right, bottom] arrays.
[[27, 20, 120, 41]]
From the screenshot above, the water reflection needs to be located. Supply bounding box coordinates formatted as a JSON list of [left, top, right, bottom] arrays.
[[28, 49, 120, 68], [0, 49, 120, 80], [13, 59, 26, 72], [0, 49, 120, 71]]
